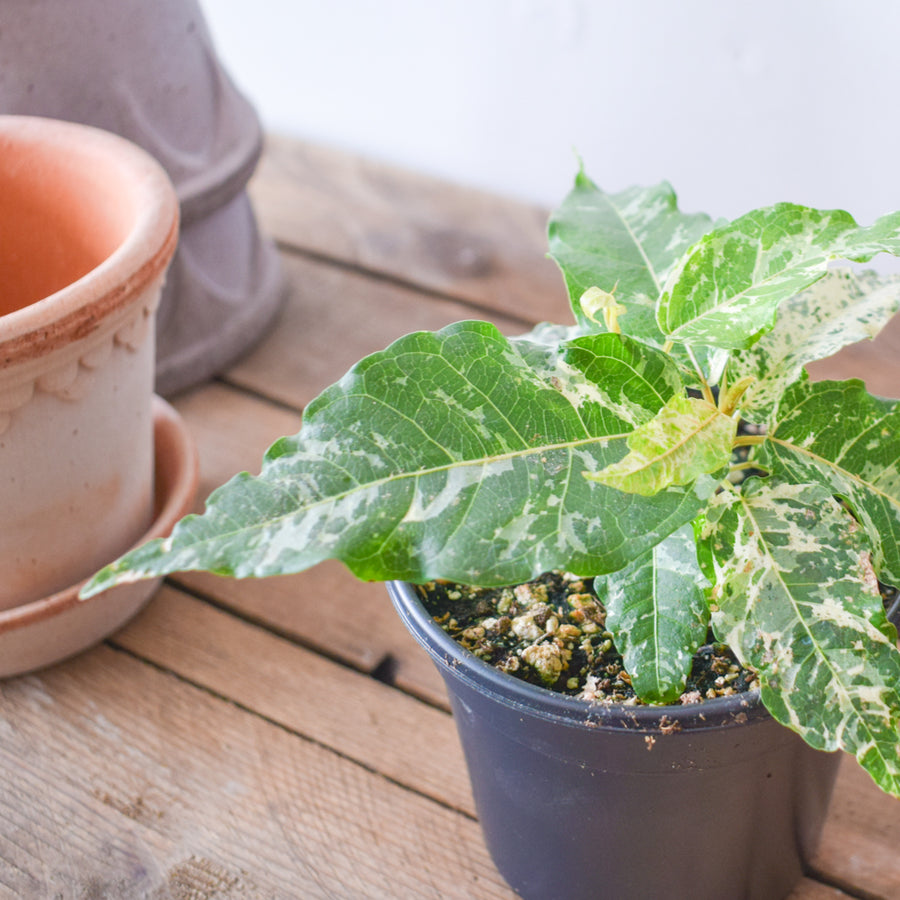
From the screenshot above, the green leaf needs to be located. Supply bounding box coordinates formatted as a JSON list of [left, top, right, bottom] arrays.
[[838, 209, 900, 259], [704, 478, 900, 797], [589, 394, 736, 496], [595, 523, 710, 704], [83, 322, 716, 595], [728, 269, 900, 423], [761, 376, 900, 583], [658, 204, 900, 351], [547, 170, 715, 342]]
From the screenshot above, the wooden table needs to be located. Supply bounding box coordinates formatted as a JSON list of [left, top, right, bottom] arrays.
[[1, 135, 899, 899]]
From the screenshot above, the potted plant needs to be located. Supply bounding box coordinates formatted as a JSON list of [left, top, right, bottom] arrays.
[[83, 170, 900, 899]]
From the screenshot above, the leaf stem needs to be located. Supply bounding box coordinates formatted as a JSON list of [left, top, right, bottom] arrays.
[[730, 460, 770, 472], [733, 435, 767, 447], [684, 345, 715, 405]]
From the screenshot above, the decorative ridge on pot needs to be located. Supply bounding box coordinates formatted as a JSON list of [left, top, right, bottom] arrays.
[[0, 115, 179, 366]]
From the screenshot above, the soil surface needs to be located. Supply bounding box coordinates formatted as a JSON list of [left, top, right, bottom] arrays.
[[418, 571, 759, 705]]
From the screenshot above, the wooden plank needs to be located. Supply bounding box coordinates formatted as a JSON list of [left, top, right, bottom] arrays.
[[788, 882, 853, 899], [250, 134, 569, 326], [110, 585, 469, 812], [809, 756, 900, 899], [173, 565, 447, 706], [170, 382, 300, 508], [0, 647, 516, 899], [224, 250, 530, 411]]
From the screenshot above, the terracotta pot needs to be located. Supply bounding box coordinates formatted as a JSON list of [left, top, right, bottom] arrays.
[[389, 580, 842, 900], [0, 115, 178, 609]]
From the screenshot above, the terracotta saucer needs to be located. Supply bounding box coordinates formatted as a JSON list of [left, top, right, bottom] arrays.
[[0, 395, 198, 677]]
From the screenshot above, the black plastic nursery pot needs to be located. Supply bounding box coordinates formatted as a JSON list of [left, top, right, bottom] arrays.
[[389, 580, 843, 900]]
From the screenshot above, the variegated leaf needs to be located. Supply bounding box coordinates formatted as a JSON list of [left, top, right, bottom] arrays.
[[547, 170, 715, 342], [704, 478, 900, 797], [728, 269, 900, 423], [589, 394, 736, 496], [839, 209, 900, 259], [761, 376, 900, 583], [595, 523, 710, 704], [83, 322, 715, 595], [658, 204, 900, 351]]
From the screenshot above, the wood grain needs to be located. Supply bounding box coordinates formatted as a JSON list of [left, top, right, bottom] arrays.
[[250, 134, 569, 326], [110, 586, 467, 811], [223, 250, 528, 411], [0, 647, 514, 900], [810, 757, 900, 899]]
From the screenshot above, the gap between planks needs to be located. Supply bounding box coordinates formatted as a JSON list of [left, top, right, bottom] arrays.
[[249, 134, 568, 326], [108, 584, 472, 816]]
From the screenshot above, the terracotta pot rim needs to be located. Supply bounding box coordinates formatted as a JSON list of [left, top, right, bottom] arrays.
[[0, 115, 179, 366], [0, 395, 198, 633]]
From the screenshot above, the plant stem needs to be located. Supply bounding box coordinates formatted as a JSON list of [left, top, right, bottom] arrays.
[[684, 345, 715, 405], [733, 435, 767, 447], [718, 365, 730, 414], [730, 461, 770, 473]]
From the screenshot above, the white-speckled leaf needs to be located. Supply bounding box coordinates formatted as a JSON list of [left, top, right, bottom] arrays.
[[704, 478, 900, 797], [589, 394, 736, 496], [839, 209, 900, 259], [595, 523, 710, 704], [658, 205, 900, 350], [83, 322, 717, 595], [729, 269, 900, 423], [761, 376, 900, 583], [547, 171, 715, 342]]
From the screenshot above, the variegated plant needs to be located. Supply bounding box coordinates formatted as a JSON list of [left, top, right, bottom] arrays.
[[84, 170, 900, 798]]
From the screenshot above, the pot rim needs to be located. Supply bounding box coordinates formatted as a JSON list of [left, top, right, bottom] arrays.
[[389, 579, 769, 733], [0, 115, 179, 366]]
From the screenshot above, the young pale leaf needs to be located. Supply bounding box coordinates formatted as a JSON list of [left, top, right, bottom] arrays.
[[728, 269, 900, 423], [547, 171, 715, 342], [83, 322, 715, 595], [658, 204, 900, 351], [704, 478, 900, 797], [761, 376, 900, 584], [595, 523, 710, 704], [588, 394, 736, 496]]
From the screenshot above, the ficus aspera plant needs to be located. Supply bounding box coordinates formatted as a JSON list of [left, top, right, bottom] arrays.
[[85, 169, 900, 797]]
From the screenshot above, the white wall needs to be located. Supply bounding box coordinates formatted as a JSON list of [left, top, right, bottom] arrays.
[[201, 0, 900, 226]]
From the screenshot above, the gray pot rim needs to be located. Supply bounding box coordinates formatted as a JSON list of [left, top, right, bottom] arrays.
[[388, 579, 771, 735]]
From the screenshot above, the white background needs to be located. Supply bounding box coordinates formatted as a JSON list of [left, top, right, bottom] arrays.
[[200, 0, 899, 225]]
